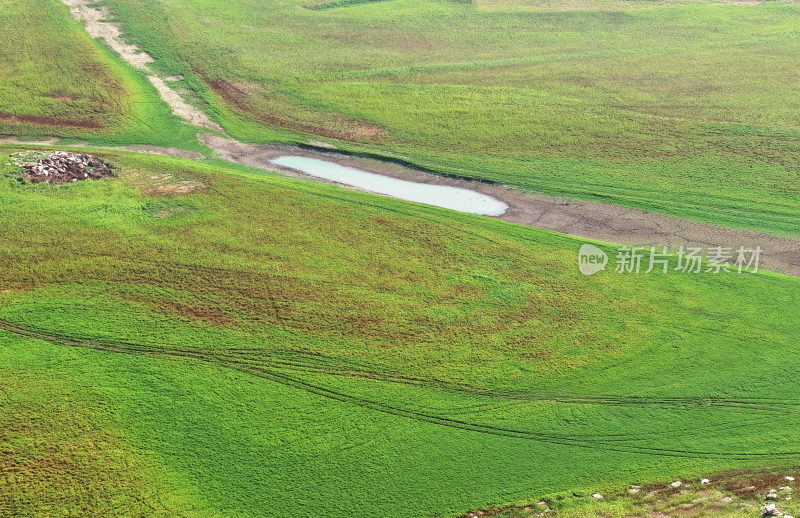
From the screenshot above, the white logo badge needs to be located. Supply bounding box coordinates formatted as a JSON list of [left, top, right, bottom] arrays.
[[578, 244, 608, 276]]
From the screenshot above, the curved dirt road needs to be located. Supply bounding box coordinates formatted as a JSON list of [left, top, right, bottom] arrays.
[[54, 0, 800, 278], [203, 135, 800, 278]]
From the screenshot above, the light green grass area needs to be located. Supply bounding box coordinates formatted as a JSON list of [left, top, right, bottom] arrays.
[[96, 0, 800, 237], [0, 0, 202, 151], [0, 146, 798, 516]]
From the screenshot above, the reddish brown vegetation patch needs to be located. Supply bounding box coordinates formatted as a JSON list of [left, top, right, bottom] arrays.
[[43, 92, 80, 101], [207, 78, 386, 141], [0, 113, 102, 129], [129, 170, 208, 196], [725, 472, 788, 497], [160, 302, 234, 326]]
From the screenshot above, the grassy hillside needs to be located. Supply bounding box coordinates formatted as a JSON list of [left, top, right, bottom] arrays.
[[0, 0, 201, 150], [97, 0, 800, 237], [1, 144, 798, 516]]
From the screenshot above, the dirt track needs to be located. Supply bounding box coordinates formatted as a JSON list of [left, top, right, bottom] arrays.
[[202, 135, 800, 278], [0, 136, 203, 160], [60, 0, 222, 132]]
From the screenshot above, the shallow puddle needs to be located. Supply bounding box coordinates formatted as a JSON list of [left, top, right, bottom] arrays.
[[271, 156, 508, 216]]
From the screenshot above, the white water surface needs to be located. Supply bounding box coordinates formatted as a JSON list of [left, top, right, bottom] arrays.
[[271, 156, 508, 216]]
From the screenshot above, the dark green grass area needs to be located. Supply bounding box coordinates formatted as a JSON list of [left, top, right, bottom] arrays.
[[97, 0, 800, 237], [0, 0, 203, 151], [0, 146, 798, 516]]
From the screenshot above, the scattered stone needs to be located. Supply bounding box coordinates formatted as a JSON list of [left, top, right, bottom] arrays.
[[767, 489, 778, 500], [670, 481, 682, 489], [628, 487, 640, 494], [721, 496, 733, 503], [537, 501, 547, 507], [701, 478, 710, 485], [591, 493, 603, 499], [781, 487, 792, 492], [763, 503, 781, 516], [788, 476, 796, 482], [9, 151, 115, 184]]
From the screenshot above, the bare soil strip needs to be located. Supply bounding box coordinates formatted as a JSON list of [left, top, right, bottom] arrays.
[[58, 2, 800, 277], [0, 136, 203, 160], [202, 135, 800, 278], [0, 136, 62, 146], [60, 0, 223, 132]]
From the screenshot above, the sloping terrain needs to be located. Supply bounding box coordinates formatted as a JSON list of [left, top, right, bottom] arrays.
[[98, 0, 800, 236], [1, 0, 799, 517], [0, 147, 798, 516], [0, 0, 200, 150]]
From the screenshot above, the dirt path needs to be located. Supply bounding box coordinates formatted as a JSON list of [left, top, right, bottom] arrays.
[[6, 131, 795, 276], [59, 3, 800, 277], [60, 0, 223, 132], [202, 135, 800, 277], [0, 136, 62, 147], [0, 136, 203, 160]]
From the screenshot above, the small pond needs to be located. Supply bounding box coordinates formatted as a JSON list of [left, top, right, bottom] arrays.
[[271, 156, 508, 216]]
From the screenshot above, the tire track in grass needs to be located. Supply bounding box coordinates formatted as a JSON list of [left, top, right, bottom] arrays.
[[1, 315, 797, 413], [2, 318, 799, 460]]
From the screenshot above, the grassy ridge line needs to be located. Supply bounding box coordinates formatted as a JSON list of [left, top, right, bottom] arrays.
[[75, 37, 206, 151], [96, 0, 306, 145]]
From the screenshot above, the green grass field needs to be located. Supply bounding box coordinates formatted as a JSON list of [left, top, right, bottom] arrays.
[[2, 1, 799, 516], [95, 0, 800, 237], [0, 0, 201, 150], [1, 145, 798, 516]]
